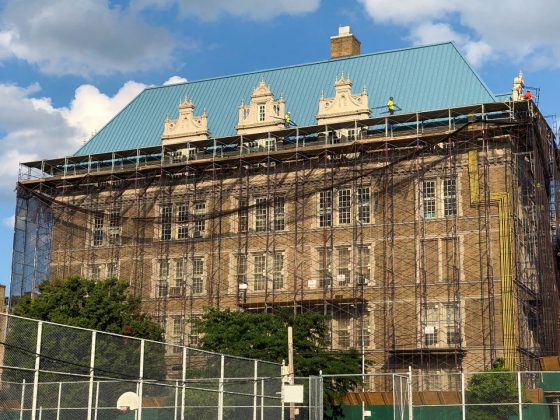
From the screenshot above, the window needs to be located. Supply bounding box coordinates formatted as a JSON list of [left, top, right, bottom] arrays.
[[92, 213, 104, 246], [336, 318, 350, 348], [157, 281, 168, 298], [175, 259, 185, 286], [160, 205, 172, 240], [422, 180, 436, 219], [357, 246, 370, 285], [338, 189, 351, 225], [357, 323, 370, 348], [238, 198, 248, 233], [422, 178, 457, 219], [177, 204, 189, 239], [347, 129, 356, 140], [272, 253, 284, 289], [172, 317, 182, 336], [318, 249, 332, 287], [357, 187, 371, 224], [319, 191, 333, 227], [193, 201, 205, 237], [107, 263, 117, 279], [89, 264, 101, 280], [108, 211, 121, 244], [255, 198, 267, 232], [336, 247, 350, 286], [253, 254, 266, 291], [443, 178, 457, 217], [258, 104, 265, 122], [192, 257, 204, 294], [159, 259, 169, 280], [237, 254, 247, 286], [273, 196, 285, 231], [423, 302, 461, 346], [189, 319, 200, 346]]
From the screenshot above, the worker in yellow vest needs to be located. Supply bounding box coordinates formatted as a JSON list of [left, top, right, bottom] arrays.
[[284, 112, 291, 127], [387, 97, 395, 115]]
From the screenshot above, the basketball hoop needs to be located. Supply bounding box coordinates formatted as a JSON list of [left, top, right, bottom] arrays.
[[117, 391, 139, 414]]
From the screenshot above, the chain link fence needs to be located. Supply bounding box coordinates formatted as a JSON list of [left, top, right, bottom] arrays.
[[0, 313, 297, 419], [320, 370, 560, 420]]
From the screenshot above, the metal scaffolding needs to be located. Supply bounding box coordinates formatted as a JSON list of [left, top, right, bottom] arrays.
[[10, 100, 560, 375]]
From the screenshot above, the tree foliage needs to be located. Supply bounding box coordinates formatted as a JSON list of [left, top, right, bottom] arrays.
[[13, 276, 163, 340], [466, 358, 520, 420], [4, 276, 165, 413], [195, 307, 365, 415]]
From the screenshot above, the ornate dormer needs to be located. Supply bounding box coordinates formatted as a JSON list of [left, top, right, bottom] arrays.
[[161, 98, 209, 145], [236, 80, 285, 135], [512, 71, 524, 101], [316, 73, 369, 125]]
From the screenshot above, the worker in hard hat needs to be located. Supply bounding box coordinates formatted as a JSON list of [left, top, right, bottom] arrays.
[[522, 90, 534, 100], [387, 97, 395, 115], [284, 112, 292, 127]]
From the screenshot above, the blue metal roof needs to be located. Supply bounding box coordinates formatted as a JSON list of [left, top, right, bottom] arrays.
[[76, 42, 496, 156]]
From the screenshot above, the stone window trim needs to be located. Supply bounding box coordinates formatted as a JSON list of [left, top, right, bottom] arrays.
[[419, 176, 460, 220], [317, 186, 374, 228], [315, 244, 374, 288]]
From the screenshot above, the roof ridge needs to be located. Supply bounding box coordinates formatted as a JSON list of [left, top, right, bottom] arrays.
[[143, 42, 457, 92]]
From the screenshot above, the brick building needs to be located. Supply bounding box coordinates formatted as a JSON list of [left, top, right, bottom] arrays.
[[11, 29, 560, 378]]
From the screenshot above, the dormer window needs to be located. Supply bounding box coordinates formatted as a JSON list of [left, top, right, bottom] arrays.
[[236, 80, 285, 135], [258, 104, 265, 122]]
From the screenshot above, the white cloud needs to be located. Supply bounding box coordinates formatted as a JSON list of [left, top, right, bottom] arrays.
[[132, 0, 320, 21], [0, 80, 149, 201], [408, 22, 492, 67], [359, 0, 560, 69], [163, 75, 188, 85], [0, 0, 175, 75]]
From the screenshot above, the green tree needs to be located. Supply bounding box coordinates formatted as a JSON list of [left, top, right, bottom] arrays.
[[466, 358, 520, 420], [4, 276, 165, 417], [194, 307, 365, 417]]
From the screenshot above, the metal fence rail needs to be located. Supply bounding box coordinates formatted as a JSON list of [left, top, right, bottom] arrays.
[[0, 313, 291, 419]]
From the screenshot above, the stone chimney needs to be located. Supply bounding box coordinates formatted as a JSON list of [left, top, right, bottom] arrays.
[[330, 26, 361, 59]]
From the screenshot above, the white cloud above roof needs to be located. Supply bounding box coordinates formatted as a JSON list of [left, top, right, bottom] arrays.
[[163, 76, 188, 85], [0, 79, 150, 200], [0, 0, 175, 76], [131, 0, 320, 21], [359, 0, 560, 69]]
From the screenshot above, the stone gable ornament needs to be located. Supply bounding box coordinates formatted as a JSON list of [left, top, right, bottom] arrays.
[[161, 98, 209, 145], [316, 72, 369, 125]]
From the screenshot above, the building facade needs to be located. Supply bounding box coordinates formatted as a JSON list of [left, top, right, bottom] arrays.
[[11, 31, 560, 378]]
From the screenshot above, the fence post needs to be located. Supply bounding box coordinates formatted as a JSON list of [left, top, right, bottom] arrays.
[[261, 379, 264, 420], [138, 339, 145, 420], [94, 381, 99, 420], [31, 320, 43, 420], [181, 347, 186, 420], [253, 360, 258, 420], [19, 379, 26, 420], [87, 331, 97, 420], [218, 355, 225, 420], [518, 371, 523, 420], [174, 380, 178, 420], [56, 382, 62, 420], [461, 372, 466, 420], [408, 366, 413, 420]]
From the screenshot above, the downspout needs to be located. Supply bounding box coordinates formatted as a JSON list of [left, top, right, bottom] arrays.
[[468, 150, 516, 369]]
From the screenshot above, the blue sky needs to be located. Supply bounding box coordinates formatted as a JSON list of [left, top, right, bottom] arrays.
[[0, 0, 558, 292]]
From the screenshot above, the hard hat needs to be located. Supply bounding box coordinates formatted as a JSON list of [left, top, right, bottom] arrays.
[[288, 111, 291, 114]]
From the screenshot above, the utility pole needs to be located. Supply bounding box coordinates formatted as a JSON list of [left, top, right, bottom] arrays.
[[288, 326, 295, 420]]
